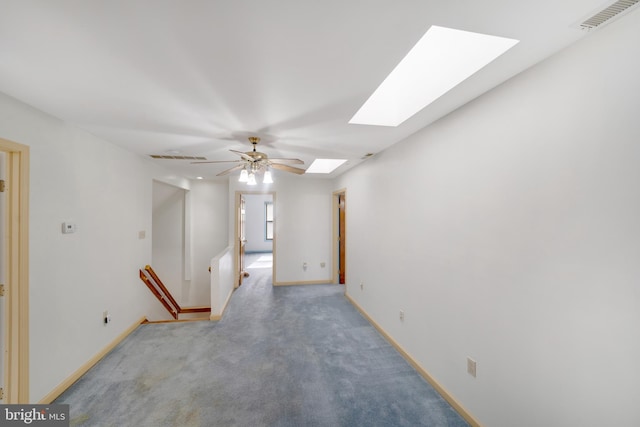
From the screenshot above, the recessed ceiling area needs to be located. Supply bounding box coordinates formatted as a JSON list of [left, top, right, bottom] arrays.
[[349, 26, 519, 127], [306, 159, 348, 174], [0, 0, 614, 180]]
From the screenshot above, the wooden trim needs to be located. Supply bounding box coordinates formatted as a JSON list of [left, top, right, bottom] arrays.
[[144, 265, 181, 312], [0, 138, 30, 403], [143, 317, 208, 324], [38, 316, 147, 404], [273, 280, 333, 287], [179, 306, 211, 314], [344, 293, 482, 427], [140, 268, 211, 319], [332, 189, 346, 284], [139, 269, 178, 319], [234, 192, 240, 288]]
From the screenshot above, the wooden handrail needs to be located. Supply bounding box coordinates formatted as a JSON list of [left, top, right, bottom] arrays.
[[144, 265, 181, 312], [139, 265, 211, 320], [139, 269, 178, 319]]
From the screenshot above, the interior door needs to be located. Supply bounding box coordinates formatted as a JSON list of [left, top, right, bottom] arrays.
[[0, 152, 5, 400], [338, 193, 346, 284], [238, 194, 248, 286]]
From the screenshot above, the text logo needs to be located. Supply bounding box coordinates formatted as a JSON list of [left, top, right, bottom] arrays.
[[0, 405, 69, 426]]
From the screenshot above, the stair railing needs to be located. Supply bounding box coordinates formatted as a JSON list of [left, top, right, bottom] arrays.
[[139, 265, 211, 320]]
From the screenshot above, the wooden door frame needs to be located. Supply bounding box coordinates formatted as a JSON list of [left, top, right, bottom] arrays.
[[0, 137, 29, 403], [332, 189, 346, 285], [234, 191, 276, 287]]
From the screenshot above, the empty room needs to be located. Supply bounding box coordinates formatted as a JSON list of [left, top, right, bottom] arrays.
[[0, 1, 639, 426]]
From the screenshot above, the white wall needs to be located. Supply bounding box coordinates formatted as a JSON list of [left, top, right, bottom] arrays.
[[190, 180, 229, 305], [152, 181, 188, 304], [334, 10, 640, 427], [0, 91, 184, 402], [244, 193, 273, 253], [229, 176, 333, 284], [210, 246, 234, 318]]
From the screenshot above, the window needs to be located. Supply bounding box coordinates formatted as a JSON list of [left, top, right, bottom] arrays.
[[265, 201, 274, 240]]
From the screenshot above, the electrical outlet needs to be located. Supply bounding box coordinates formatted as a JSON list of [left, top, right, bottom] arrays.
[[467, 357, 477, 378], [399, 310, 405, 321], [61, 222, 77, 234], [103, 310, 112, 326]]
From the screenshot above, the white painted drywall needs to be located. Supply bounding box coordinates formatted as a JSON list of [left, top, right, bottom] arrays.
[[0, 91, 179, 402], [152, 180, 193, 305], [229, 176, 333, 284], [210, 246, 234, 317], [190, 180, 229, 306], [274, 178, 333, 283], [335, 10, 640, 427], [244, 193, 273, 253]]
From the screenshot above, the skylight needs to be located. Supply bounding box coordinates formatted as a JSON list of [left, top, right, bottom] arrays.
[[349, 26, 519, 127], [305, 159, 347, 174]]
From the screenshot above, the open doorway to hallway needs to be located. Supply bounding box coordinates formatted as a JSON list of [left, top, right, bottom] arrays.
[[235, 192, 275, 287]]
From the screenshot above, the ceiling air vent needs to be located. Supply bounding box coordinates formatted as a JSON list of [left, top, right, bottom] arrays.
[[578, 0, 640, 31], [149, 155, 207, 160]]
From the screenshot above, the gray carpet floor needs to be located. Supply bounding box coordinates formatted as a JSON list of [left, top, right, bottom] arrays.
[[55, 253, 469, 427]]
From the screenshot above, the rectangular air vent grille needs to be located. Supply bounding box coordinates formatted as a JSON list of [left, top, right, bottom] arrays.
[[580, 0, 639, 30], [149, 155, 207, 160]]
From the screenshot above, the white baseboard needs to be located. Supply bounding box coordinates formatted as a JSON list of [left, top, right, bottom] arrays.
[[273, 280, 333, 286], [38, 316, 147, 404], [344, 293, 482, 427]]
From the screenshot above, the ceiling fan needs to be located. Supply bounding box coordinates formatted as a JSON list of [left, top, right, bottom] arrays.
[[192, 137, 305, 177]]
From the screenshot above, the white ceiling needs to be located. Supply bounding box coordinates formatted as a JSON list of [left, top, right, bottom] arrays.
[[0, 0, 611, 180]]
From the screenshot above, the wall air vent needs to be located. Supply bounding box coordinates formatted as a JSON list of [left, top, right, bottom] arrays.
[[149, 155, 207, 160], [578, 0, 640, 31]]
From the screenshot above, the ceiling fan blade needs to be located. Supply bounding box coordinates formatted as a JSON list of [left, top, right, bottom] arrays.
[[190, 160, 243, 164], [268, 158, 304, 165], [271, 163, 306, 175], [216, 164, 245, 176], [229, 149, 254, 161]]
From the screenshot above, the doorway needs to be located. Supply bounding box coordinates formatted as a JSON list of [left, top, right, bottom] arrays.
[[235, 191, 275, 287], [0, 137, 29, 403], [333, 189, 346, 285]]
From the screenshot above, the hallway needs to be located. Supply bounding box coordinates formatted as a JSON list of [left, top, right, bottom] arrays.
[[55, 257, 468, 426]]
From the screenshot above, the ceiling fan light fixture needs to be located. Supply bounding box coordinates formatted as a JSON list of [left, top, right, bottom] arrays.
[[247, 172, 257, 186], [239, 169, 249, 182], [263, 169, 274, 184]]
